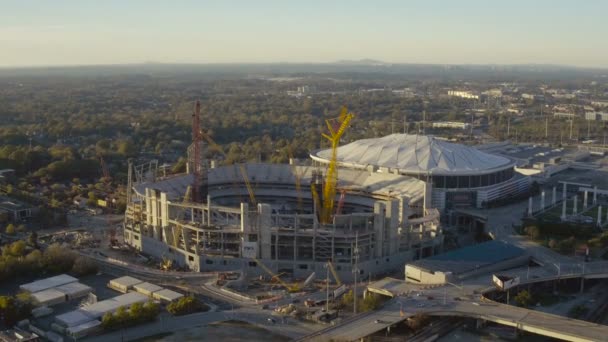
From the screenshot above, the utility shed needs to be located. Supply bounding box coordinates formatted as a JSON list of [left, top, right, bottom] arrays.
[[133, 282, 163, 296], [31, 288, 66, 307], [20, 274, 78, 293], [152, 289, 183, 303], [108, 276, 143, 293]]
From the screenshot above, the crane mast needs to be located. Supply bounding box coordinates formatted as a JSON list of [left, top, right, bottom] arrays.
[[320, 107, 353, 224]]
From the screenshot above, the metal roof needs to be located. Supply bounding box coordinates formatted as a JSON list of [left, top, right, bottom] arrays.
[[409, 240, 525, 275], [109, 276, 143, 288], [312, 134, 515, 176], [152, 289, 183, 301], [20, 274, 78, 293], [133, 282, 163, 294], [80, 292, 149, 319]]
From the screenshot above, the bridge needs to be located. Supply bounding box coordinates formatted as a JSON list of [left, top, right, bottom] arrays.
[[299, 261, 608, 342]]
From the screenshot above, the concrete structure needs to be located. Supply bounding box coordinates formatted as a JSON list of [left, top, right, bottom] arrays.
[[123, 163, 442, 282], [152, 289, 184, 303], [20, 274, 78, 293], [108, 276, 143, 293], [312, 134, 530, 212], [404, 240, 526, 284]]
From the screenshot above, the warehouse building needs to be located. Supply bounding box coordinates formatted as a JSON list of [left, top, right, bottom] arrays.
[[20, 274, 78, 293], [56, 292, 149, 328], [108, 276, 143, 293]]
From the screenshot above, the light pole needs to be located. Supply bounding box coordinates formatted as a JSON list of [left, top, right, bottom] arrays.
[[353, 232, 360, 315], [325, 262, 330, 313]]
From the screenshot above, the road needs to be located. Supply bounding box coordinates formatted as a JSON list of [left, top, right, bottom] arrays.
[[83, 307, 320, 342], [302, 293, 608, 342]]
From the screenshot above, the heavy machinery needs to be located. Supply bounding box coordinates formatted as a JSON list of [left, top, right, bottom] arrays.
[[253, 258, 302, 293], [318, 107, 354, 224]]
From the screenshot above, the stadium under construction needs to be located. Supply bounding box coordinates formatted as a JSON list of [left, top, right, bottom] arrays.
[[122, 105, 443, 282]]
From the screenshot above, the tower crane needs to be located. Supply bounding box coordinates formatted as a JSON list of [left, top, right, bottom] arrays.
[[319, 106, 353, 224]]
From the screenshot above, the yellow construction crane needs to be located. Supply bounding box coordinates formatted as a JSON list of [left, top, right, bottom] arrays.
[[199, 130, 257, 206], [326, 260, 342, 286], [320, 107, 354, 224], [253, 258, 301, 293]]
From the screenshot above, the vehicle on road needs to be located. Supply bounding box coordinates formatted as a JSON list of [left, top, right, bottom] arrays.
[[267, 318, 276, 324], [472, 302, 480, 306]]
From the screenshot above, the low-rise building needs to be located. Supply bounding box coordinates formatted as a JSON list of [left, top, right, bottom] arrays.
[[108, 276, 143, 293], [0, 196, 36, 223], [448, 90, 479, 100]]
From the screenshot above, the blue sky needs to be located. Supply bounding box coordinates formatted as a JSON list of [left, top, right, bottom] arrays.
[[1, 0, 607, 67]]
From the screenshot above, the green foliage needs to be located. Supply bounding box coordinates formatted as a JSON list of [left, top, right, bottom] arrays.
[[5, 223, 15, 235], [514, 290, 533, 308], [101, 301, 159, 330], [167, 295, 206, 316], [339, 290, 381, 313], [71, 256, 98, 276], [0, 295, 33, 326]]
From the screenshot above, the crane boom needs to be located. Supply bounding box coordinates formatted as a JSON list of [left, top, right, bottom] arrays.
[[320, 107, 353, 224], [327, 261, 342, 286]]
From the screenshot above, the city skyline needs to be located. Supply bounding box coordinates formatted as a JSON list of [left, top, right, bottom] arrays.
[[1, 0, 608, 68]]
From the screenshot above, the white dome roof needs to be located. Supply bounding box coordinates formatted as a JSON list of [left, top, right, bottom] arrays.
[[311, 134, 514, 176]]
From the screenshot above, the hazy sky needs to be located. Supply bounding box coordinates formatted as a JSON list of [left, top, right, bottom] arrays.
[[1, 0, 607, 68]]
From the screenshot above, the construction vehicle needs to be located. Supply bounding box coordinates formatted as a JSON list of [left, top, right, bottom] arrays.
[[318, 107, 354, 224]]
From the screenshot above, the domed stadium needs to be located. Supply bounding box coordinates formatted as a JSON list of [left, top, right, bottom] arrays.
[[312, 134, 530, 211]]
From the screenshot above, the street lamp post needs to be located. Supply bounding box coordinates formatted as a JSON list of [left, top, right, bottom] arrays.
[[325, 263, 330, 313]]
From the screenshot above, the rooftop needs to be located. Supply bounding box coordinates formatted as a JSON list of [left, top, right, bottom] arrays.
[[109, 276, 143, 288], [312, 134, 514, 176], [20, 274, 78, 293], [134, 163, 426, 203], [409, 240, 525, 275]]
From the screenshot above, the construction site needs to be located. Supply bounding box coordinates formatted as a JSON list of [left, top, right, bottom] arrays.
[[122, 103, 443, 295]]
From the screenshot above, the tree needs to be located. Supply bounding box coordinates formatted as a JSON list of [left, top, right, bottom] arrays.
[[167, 295, 205, 315], [8, 240, 26, 257], [16, 224, 26, 233], [71, 256, 98, 276], [5, 224, 15, 235], [514, 290, 533, 308]]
